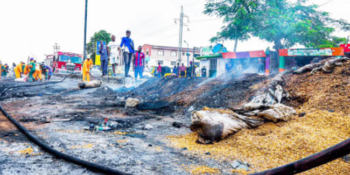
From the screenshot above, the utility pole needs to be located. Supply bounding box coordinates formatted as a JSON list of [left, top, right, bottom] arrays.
[[83, 0, 88, 60], [175, 6, 189, 65], [234, 39, 238, 52], [184, 40, 189, 66], [53, 43, 60, 54]]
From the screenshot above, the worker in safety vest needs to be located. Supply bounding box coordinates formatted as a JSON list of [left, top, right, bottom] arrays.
[[1, 64, 9, 77], [28, 58, 36, 82], [33, 60, 42, 81], [24, 63, 30, 75], [82, 58, 93, 82], [14, 61, 25, 78]]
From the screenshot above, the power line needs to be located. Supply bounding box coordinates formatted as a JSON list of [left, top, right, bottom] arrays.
[[138, 24, 177, 39], [191, 18, 222, 23], [115, 1, 203, 36], [319, 0, 334, 7], [158, 34, 178, 40]]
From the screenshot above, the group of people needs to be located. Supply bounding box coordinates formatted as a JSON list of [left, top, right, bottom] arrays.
[[0, 59, 53, 82], [171, 61, 197, 78], [83, 30, 145, 82]]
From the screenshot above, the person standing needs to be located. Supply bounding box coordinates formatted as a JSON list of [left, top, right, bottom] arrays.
[[82, 58, 93, 82], [99, 41, 109, 76], [179, 63, 186, 77], [257, 58, 265, 74], [201, 66, 207, 77], [133, 46, 145, 80], [172, 65, 178, 77], [14, 61, 25, 78], [176, 62, 180, 76], [28, 58, 36, 82], [119, 30, 135, 77], [108, 35, 120, 76], [45, 65, 53, 81], [2, 64, 9, 77], [157, 62, 162, 78], [188, 61, 196, 77]]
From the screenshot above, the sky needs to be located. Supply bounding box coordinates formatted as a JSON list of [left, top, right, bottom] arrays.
[[0, 0, 349, 65]]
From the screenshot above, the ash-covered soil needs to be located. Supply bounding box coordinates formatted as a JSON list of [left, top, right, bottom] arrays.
[[117, 73, 267, 113], [0, 74, 267, 175]]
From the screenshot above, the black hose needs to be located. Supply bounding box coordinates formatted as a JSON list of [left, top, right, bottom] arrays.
[[250, 138, 350, 175], [0, 103, 130, 175]]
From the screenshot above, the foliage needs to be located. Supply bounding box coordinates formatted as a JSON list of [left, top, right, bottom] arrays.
[[204, 0, 350, 51], [86, 30, 111, 62]]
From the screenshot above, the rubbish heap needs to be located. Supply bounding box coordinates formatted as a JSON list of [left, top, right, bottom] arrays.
[[293, 57, 349, 74], [169, 57, 350, 174], [190, 73, 296, 144], [190, 57, 350, 144]]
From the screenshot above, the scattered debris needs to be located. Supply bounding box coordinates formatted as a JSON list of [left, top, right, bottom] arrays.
[[299, 112, 306, 117], [293, 57, 349, 75], [172, 122, 184, 128], [125, 98, 140, 108], [230, 160, 250, 171], [343, 155, 350, 163], [143, 124, 153, 130], [257, 104, 296, 122], [78, 80, 102, 89]]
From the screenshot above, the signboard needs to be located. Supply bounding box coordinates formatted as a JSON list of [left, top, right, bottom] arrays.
[[222, 50, 266, 59], [287, 49, 332, 56], [200, 47, 213, 56], [95, 41, 106, 65], [212, 44, 227, 53], [279, 48, 344, 57], [200, 44, 228, 56], [340, 44, 350, 52]]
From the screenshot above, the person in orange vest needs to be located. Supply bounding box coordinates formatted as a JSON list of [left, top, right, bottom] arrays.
[[23, 63, 30, 75], [14, 61, 25, 78], [32, 60, 42, 81], [82, 58, 93, 82]]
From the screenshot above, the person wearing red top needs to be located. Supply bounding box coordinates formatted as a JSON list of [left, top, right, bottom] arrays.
[[133, 46, 145, 80], [157, 62, 162, 78]]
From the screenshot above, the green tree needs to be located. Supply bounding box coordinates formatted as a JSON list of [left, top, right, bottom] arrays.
[[204, 0, 350, 53], [86, 30, 112, 63]]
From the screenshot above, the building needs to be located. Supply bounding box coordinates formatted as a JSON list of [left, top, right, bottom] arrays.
[[196, 49, 267, 78], [142, 44, 200, 68]]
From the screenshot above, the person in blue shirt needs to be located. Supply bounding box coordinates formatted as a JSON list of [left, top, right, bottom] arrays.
[[119, 30, 134, 77], [99, 41, 109, 76]]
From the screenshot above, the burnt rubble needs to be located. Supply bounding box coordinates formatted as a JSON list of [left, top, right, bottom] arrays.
[[0, 74, 269, 175]]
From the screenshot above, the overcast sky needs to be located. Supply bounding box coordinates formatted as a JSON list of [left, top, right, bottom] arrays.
[[0, 0, 349, 64]]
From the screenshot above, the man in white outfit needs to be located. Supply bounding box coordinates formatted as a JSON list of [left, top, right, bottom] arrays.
[[108, 35, 120, 76]]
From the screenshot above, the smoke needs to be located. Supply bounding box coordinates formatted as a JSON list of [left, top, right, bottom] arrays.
[[109, 78, 147, 93], [196, 60, 265, 88]]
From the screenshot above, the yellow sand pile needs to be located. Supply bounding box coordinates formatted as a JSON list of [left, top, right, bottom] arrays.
[[168, 61, 350, 174], [285, 63, 350, 113], [183, 165, 220, 175], [168, 107, 350, 174]]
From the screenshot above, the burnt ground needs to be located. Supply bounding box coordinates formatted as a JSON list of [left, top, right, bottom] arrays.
[[0, 74, 267, 175]]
